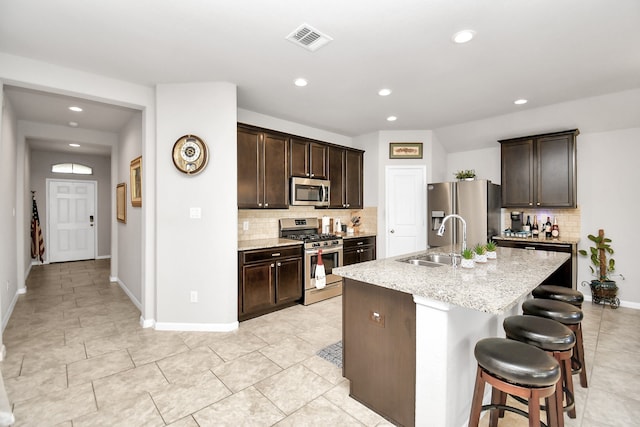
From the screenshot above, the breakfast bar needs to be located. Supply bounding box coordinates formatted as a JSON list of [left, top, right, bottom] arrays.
[[333, 246, 571, 427]]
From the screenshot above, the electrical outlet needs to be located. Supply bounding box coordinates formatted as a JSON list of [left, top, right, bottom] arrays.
[[190, 291, 198, 303], [243, 221, 249, 231]]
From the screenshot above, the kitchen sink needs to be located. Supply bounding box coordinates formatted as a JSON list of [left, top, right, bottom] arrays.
[[399, 253, 460, 267]]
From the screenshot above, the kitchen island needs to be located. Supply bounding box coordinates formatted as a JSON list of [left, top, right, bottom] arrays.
[[333, 246, 570, 427]]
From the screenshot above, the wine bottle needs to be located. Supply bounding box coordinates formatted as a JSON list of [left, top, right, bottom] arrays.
[[545, 217, 552, 238], [524, 215, 531, 233], [551, 217, 560, 238], [532, 216, 539, 237]]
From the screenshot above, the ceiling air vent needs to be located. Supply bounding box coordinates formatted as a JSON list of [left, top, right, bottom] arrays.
[[286, 23, 333, 52]]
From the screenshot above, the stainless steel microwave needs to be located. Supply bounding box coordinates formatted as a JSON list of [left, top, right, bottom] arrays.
[[290, 177, 330, 207]]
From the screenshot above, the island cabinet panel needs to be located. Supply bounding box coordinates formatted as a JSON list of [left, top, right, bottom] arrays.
[[500, 129, 578, 208], [238, 246, 303, 321], [343, 236, 376, 266], [343, 278, 416, 427], [328, 146, 364, 209], [289, 137, 328, 179], [237, 126, 289, 209]]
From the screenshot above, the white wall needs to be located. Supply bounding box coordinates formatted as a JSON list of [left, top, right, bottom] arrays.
[[155, 82, 237, 330], [116, 112, 142, 305], [446, 147, 501, 184], [0, 87, 19, 338], [29, 150, 112, 259]]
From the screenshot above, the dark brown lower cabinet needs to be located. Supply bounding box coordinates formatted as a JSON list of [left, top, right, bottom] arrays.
[[495, 239, 576, 289], [343, 278, 416, 427], [239, 245, 303, 321], [343, 236, 376, 266]]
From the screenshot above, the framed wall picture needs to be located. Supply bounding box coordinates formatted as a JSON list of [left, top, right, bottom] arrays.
[[130, 156, 142, 207], [389, 142, 423, 159], [116, 182, 126, 223]]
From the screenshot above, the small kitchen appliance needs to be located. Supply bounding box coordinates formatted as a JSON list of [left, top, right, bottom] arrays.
[[279, 218, 344, 305], [510, 211, 523, 231]]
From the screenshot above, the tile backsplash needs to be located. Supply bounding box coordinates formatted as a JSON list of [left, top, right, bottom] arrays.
[[500, 207, 581, 239], [238, 207, 378, 241]]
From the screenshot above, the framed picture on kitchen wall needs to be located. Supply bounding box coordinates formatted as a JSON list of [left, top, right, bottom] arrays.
[[389, 142, 423, 159], [130, 156, 142, 207], [116, 183, 126, 223]]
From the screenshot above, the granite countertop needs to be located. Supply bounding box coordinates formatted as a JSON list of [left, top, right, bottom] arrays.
[[493, 235, 580, 245], [336, 232, 377, 239], [333, 246, 570, 315], [238, 238, 303, 252]]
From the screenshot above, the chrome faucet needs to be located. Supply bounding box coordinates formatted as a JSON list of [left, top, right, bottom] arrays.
[[437, 214, 467, 254]]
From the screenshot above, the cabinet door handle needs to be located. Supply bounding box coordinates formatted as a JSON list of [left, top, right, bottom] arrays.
[[529, 202, 533, 206], [265, 203, 269, 207], [270, 263, 275, 268], [258, 202, 263, 207], [271, 253, 281, 257], [310, 173, 314, 177], [277, 262, 282, 267], [536, 202, 541, 206]]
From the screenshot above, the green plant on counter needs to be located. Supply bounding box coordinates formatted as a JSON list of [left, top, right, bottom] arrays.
[[473, 244, 486, 255], [485, 241, 497, 252], [578, 229, 615, 281], [461, 248, 474, 260], [454, 169, 476, 180]]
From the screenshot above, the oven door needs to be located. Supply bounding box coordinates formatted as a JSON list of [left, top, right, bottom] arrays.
[[305, 246, 343, 290]]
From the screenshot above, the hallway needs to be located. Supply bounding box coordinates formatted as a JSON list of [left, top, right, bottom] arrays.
[[1, 260, 639, 426]]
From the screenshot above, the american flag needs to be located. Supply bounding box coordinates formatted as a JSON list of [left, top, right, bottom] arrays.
[[31, 194, 45, 263]]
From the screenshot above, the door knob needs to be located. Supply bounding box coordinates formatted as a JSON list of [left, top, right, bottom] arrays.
[[390, 229, 395, 234]]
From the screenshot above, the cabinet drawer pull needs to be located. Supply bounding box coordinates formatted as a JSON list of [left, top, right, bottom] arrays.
[[524, 246, 536, 250], [357, 242, 364, 245], [271, 253, 281, 257]]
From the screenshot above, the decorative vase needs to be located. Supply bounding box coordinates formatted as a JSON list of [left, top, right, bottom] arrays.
[[486, 251, 497, 260], [461, 258, 474, 268], [474, 253, 487, 263]]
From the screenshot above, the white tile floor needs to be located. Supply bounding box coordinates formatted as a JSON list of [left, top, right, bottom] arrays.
[[1, 259, 639, 426]]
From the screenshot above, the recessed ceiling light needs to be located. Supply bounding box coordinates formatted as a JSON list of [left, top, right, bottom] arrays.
[[452, 30, 475, 44], [69, 106, 83, 112], [294, 78, 308, 87], [378, 88, 392, 96], [387, 116, 397, 122], [514, 99, 528, 105], [69, 143, 80, 148], [68, 121, 79, 127]]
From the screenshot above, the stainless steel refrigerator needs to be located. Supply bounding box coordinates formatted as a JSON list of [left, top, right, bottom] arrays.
[[427, 180, 501, 249]]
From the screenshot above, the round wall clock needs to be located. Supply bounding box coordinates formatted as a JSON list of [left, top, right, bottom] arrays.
[[172, 134, 209, 175]]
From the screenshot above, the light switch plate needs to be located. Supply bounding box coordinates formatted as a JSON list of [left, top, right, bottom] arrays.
[[189, 207, 201, 219]]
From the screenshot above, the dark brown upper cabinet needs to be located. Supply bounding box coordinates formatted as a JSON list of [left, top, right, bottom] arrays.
[[237, 125, 289, 209], [500, 129, 578, 208], [328, 146, 364, 209], [289, 137, 328, 179]]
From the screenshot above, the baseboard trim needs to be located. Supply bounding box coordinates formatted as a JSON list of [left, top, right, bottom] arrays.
[[583, 295, 640, 310], [96, 255, 111, 260], [1, 291, 20, 332], [140, 316, 155, 329], [154, 321, 239, 332], [113, 278, 142, 311]]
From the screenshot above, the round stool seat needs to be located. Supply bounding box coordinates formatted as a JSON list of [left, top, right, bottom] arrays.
[[475, 338, 561, 387], [522, 299, 583, 325], [504, 315, 576, 352], [533, 285, 584, 307]]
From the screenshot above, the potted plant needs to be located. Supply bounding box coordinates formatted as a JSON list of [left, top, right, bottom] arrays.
[[578, 229, 619, 308], [454, 169, 476, 181], [473, 243, 487, 263], [485, 241, 497, 259], [461, 248, 475, 268]]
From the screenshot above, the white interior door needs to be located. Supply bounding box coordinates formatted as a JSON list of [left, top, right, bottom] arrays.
[[386, 166, 427, 257], [48, 179, 96, 263]]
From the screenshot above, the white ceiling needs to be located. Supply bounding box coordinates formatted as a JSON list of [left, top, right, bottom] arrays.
[[1, 0, 639, 153]]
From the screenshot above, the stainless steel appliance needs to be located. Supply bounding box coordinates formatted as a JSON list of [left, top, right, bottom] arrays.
[[290, 177, 330, 207], [427, 179, 501, 249], [280, 218, 343, 305]]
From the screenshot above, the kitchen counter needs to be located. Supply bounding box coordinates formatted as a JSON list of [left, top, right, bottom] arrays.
[[494, 235, 580, 245], [336, 245, 571, 427], [333, 245, 569, 315], [237, 238, 302, 252], [335, 231, 377, 239]]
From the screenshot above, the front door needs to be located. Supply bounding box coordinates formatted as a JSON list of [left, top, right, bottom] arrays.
[[385, 166, 427, 257], [47, 179, 97, 263]]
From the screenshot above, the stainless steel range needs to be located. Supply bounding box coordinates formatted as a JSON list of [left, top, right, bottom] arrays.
[[279, 218, 344, 305]]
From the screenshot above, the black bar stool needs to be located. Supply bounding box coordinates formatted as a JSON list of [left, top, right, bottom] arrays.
[[532, 285, 584, 308], [503, 315, 576, 427], [522, 298, 588, 391], [469, 337, 561, 427]]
